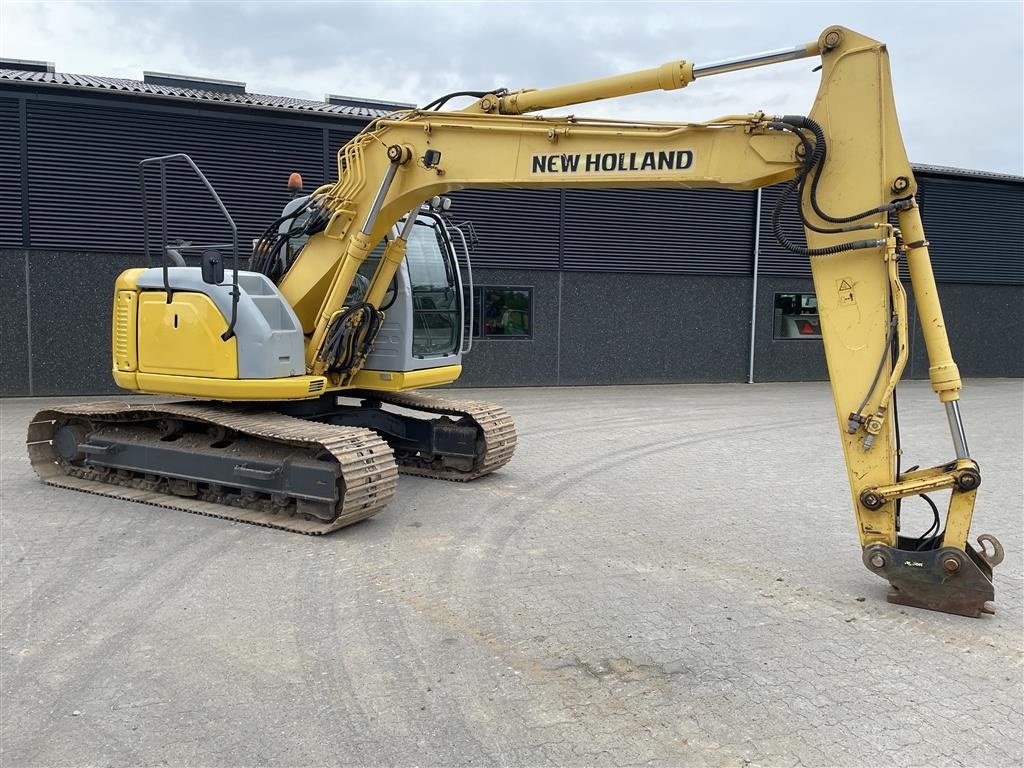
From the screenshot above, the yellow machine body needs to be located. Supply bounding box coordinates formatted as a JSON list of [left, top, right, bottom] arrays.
[[136, 292, 238, 378], [100, 26, 1002, 615], [111, 269, 463, 398]]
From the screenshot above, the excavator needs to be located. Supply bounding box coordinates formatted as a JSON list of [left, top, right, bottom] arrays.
[[27, 26, 1004, 618]]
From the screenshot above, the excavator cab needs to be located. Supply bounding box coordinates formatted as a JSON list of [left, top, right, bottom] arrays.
[[278, 196, 471, 376]]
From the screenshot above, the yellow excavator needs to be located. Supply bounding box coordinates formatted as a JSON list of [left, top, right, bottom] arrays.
[[27, 26, 1004, 617]]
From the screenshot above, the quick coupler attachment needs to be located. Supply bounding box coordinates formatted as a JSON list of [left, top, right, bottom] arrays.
[[863, 535, 1003, 618]]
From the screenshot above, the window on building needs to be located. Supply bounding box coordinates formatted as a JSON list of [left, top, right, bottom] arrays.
[[463, 286, 532, 339], [773, 292, 821, 339], [484, 287, 532, 338]]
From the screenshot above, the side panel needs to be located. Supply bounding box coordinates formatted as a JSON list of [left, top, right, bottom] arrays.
[[137, 292, 238, 377]]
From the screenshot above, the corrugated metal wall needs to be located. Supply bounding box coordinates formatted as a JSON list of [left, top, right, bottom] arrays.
[[919, 176, 1024, 284], [449, 187, 758, 275], [2, 85, 1022, 396], [755, 177, 1024, 284], [449, 189, 561, 270], [756, 184, 810, 279], [4, 85, 1022, 285], [563, 188, 755, 274], [0, 97, 22, 247], [25, 98, 333, 253]]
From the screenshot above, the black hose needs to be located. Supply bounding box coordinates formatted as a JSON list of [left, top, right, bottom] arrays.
[[767, 122, 877, 236], [252, 197, 315, 250], [852, 315, 898, 423], [421, 88, 508, 111], [250, 197, 327, 280], [321, 303, 384, 374], [771, 179, 886, 256], [768, 116, 900, 257], [913, 493, 942, 551], [778, 115, 902, 224]]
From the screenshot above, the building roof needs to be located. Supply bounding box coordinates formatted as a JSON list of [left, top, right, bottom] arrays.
[[911, 163, 1024, 185], [0, 68, 403, 119]]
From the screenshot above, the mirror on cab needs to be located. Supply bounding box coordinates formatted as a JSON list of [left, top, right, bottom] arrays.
[[201, 249, 225, 285]]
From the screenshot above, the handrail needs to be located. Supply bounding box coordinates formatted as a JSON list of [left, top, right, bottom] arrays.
[[446, 221, 475, 355], [138, 153, 240, 340]]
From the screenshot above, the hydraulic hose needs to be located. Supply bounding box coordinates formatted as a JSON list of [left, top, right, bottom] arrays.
[[778, 115, 902, 224], [766, 122, 877, 235], [422, 88, 508, 111], [771, 179, 886, 256], [768, 115, 894, 256]]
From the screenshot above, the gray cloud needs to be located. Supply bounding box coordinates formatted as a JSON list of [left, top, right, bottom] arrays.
[[2, 0, 1021, 173]]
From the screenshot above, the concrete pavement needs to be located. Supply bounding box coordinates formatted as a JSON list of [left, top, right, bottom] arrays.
[[2, 380, 1021, 767]]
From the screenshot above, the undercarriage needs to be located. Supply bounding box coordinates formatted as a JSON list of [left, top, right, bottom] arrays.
[[27, 391, 517, 534]]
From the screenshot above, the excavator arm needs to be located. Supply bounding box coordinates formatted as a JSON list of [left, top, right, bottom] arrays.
[[271, 26, 1001, 616]]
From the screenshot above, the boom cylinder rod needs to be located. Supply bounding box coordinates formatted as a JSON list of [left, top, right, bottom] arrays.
[[362, 161, 400, 235], [946, 401, 971, 459], [495, 41, 818, 115], [693, 43, 819, 78], [399, 209, 418, 239]]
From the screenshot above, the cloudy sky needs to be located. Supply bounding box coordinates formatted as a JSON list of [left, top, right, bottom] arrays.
[[2, 1, 1021, 174]]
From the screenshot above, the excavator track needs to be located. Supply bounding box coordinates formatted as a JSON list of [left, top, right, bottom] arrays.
[[358, 390, 517, 481], [27, 401, 398, 535]]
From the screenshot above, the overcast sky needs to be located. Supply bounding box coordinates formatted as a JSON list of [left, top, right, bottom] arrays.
[[2, 1, 1021, 174]]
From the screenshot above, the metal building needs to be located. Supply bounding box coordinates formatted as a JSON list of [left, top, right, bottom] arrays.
[[2, 60, 1022, 397]]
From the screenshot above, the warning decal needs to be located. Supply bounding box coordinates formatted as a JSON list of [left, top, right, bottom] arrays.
[[838, 278, 856, 306]]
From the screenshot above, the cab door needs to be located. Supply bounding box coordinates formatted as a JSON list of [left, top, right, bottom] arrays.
[[361, 213, 466, 373]]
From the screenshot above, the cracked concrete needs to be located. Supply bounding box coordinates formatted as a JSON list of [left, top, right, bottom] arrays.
[[2, 380, 1021, 767]]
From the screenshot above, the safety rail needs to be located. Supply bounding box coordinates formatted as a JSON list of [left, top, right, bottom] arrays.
[[444, 219, 477, 355], [138, 153, 240, 340]]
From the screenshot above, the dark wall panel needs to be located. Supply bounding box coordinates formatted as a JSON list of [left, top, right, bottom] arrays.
[[3, 253, 1020, 396], [751, 277, 1024, 383], [563, 188, 755, 275], [753, 277, 930, 383], [558, 272, 750, 385], [939, 283, 1024, 377], [448, 189, 561, 270], [0, 98, 22, 247], [919, 176, 1024, 284], [0, 251, 31, 395], [751, 276, 826, 382], [25, 250, 137, 396]]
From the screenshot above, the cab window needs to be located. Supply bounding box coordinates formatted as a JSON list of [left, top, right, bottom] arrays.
[[407, 218, 460, 357]]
